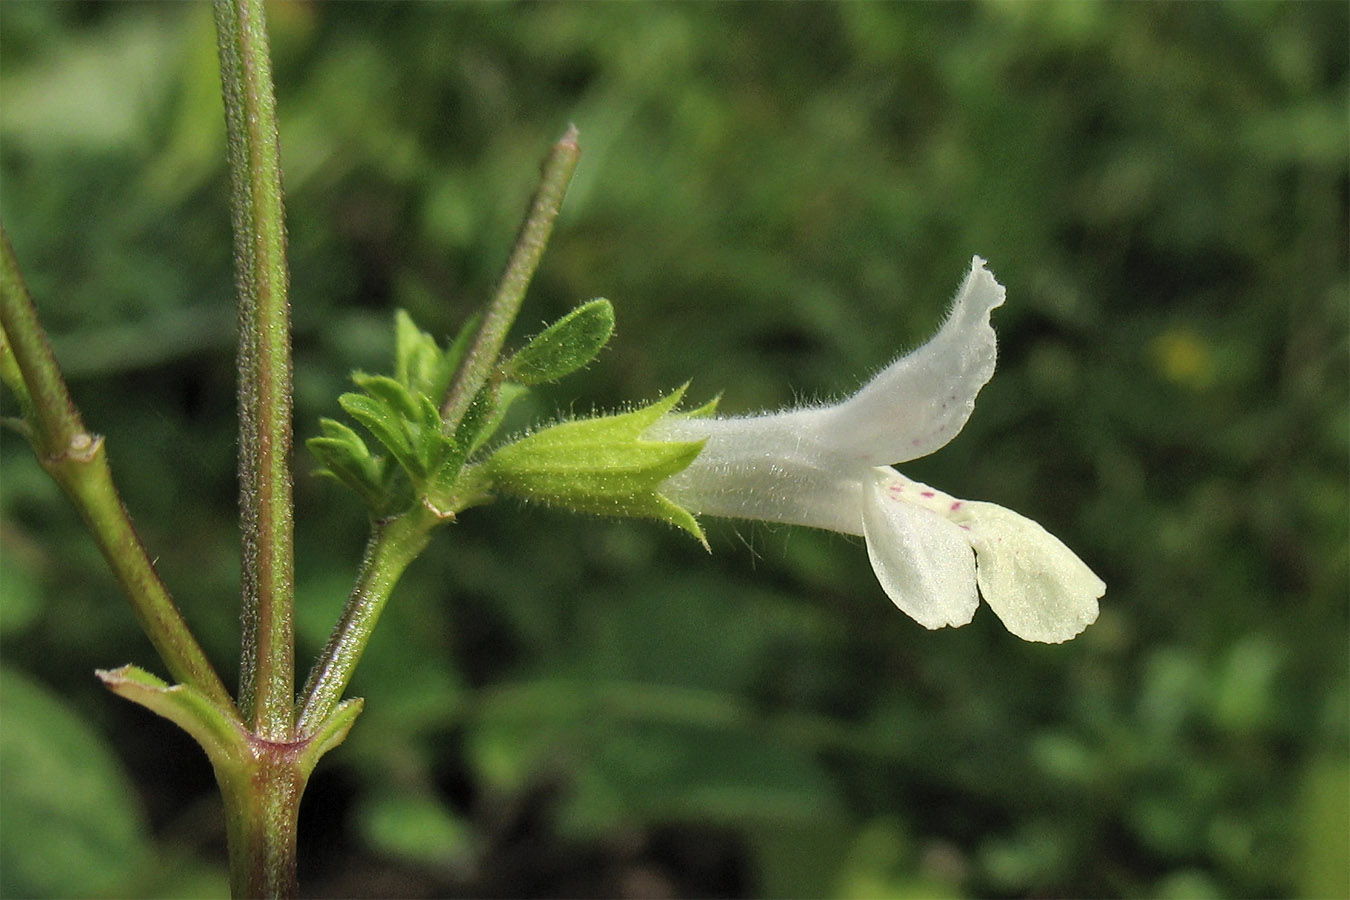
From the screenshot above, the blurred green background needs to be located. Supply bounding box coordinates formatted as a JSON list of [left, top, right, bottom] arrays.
[[2, 2, 1347, 897]]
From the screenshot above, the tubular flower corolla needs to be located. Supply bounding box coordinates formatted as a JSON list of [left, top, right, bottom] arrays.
[[649, 257, 1104, 642]]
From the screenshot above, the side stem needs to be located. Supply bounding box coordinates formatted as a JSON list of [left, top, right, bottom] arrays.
[[295, 507, 438, 734], [440, 125, 581, 430], [0, 227, 236, 713], [213, 0, 296, 741]]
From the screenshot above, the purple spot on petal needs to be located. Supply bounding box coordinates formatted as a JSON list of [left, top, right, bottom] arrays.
[[921, 491, 935, 498], [950, 501, 962, 511]]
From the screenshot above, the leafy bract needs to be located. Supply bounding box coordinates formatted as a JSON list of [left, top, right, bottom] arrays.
[[312, 310, 485, 515], [306, 418, 390, 511], [395, 309, 474, 402], [504, 299, 614, 385]]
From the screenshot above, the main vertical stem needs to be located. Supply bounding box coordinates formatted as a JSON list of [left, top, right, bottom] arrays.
[[213, 0, 295, 743], [218, 745, 307, 900], [214, 1, 299, 893]]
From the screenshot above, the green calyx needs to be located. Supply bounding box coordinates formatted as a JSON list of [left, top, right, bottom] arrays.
[[483, 386, 710, 546]]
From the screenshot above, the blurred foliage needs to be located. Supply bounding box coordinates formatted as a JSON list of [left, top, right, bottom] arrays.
[[1, 1, 1347, 897]]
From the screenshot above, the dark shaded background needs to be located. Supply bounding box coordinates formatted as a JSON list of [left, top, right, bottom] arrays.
[[1, 2, 1346, 897]]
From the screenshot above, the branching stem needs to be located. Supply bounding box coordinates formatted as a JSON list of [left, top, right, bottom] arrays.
[[298, 129, 583, 733]]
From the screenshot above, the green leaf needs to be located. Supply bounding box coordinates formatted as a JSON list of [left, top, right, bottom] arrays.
[[296, 698, 364, 771], [307, 418, 388, 509], [411, 393, 455, 472], [484, 386, 707, 542], [322, 311, 498, 514], [352, 372, 422, 423], [394, 309, 479, 402], [339, 390, 421, 477], [95, 665, 246, 769], [504, 298, 614, 385], [0, 666, 153, 898], [347, 372, 457, 489], [394, 309, 444, 396]]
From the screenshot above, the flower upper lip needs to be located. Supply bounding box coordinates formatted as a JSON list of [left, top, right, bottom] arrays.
[[650, 256, 1006, 532], [818, 256, 1005, 465], [649, 256, 1104, 643]]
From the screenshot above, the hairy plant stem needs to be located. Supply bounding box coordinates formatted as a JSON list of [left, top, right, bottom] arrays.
[[297, 506, 438, 734], [440, 125, 581, 431], [212, 0, 310, 895], [217, 740, 307, 900], [213, 0, 295, 742], [0, 227, 236, 713]]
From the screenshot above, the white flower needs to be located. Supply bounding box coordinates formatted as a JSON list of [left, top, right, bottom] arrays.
[[649, 257, 1104, 643]]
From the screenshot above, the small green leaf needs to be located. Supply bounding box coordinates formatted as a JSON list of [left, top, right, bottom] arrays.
[[348, 371, 462, 488], [318, 417, 374, 452], [307, 418, 387, 509], [296, 698, 364, 772], [352, 373, 421, 423], [504, 299, 614, 385], [95, 666, 245, 769], [412, 394, 456, 475], [320, 311, 498, 514], [394, 309, 480, 398], [394, 310, 444, 396], [339, 391, 421, 477]]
